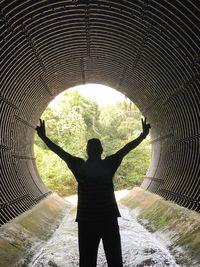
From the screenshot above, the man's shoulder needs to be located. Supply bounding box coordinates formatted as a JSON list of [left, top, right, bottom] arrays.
[[105, 153, 120, 161], [71, 156, 85, 163], [66, 155, 85, 169], [103, 154, 120, 165]]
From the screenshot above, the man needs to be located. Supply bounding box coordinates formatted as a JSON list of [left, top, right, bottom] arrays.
[[36, 117, 150, 267]]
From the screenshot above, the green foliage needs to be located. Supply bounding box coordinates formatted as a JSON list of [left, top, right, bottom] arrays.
[[34, 89, 151, 196]]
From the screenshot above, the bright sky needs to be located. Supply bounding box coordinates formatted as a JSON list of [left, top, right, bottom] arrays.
[[49, 84, 128, 108]]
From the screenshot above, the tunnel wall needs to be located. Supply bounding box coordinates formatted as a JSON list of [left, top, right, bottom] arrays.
[[0, 193, 69, 267], [120, 187, 200, 265], [0, 1, 200, 225]]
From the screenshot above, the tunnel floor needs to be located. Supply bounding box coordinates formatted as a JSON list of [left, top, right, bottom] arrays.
[[25, 192, 179, 267]]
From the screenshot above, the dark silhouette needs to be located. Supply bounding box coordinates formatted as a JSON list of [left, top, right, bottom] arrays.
[[36, 117, 151, 267]]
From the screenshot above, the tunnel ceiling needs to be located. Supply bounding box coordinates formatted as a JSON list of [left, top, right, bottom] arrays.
[[0, 0, 200, 225]]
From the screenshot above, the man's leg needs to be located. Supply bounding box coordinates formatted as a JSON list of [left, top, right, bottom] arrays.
[[102, 219, 123, 267], [78, 222, 101, 267]]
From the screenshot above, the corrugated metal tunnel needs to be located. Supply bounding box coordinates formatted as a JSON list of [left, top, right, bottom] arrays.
[[0, 1, 200, 225]]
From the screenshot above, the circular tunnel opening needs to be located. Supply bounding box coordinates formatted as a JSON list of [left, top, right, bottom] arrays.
[[1, 1, 200, 227], [34, 84, 151, 197]]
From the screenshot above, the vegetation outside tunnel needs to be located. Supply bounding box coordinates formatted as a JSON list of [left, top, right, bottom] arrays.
[[34, 89, 151, 196]]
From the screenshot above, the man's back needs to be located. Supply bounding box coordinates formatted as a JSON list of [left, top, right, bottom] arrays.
[[67, 156, 122, 222]]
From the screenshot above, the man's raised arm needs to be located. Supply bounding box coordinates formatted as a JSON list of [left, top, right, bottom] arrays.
[[35, 119, 73, 162], [114, 117, 151, 159]]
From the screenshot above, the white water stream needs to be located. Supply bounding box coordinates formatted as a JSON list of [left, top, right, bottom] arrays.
[[27, 191, 179, 267]]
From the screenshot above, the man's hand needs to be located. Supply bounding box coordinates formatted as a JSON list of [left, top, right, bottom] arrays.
[[35, 119, 46, 139], [141, 117, 151, 137]]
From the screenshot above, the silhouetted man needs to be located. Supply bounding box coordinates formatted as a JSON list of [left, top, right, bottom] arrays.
[[36, 117, 150, 267]]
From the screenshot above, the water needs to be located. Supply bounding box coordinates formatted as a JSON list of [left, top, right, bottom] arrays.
[[27, 199, 179, 267]]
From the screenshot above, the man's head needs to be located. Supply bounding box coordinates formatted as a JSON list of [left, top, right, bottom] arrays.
[[86, 138, 103, 158]]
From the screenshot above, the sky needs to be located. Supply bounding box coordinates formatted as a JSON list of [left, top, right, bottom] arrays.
[[49, 84, 129, 108]]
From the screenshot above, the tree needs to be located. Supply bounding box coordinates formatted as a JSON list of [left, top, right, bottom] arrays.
[[34, 89, 151, 196]]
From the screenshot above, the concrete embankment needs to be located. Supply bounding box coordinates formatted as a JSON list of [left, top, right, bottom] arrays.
[[0, 194, 71, 267], [120, 187, 200, 266], [0, 188, 199, 266]]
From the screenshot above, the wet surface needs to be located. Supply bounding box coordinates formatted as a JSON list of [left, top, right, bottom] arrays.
[[27, 197, 179, 267]]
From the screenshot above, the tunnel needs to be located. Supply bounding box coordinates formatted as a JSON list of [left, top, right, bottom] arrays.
[[0, 0, 200, 226]]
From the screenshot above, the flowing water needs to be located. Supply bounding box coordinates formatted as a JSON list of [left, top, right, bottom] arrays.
[[27, 192, 179, 267]]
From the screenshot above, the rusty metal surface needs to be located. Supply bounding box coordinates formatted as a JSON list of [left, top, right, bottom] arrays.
[[0, 0, 200, 225]]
